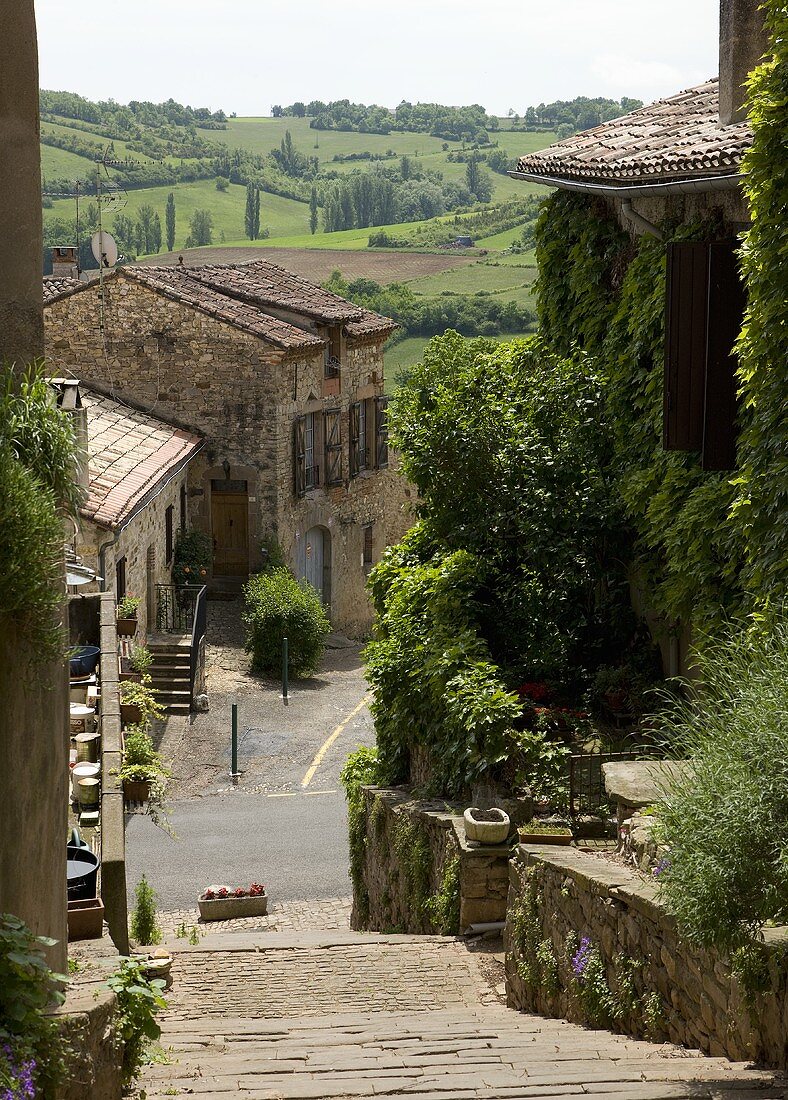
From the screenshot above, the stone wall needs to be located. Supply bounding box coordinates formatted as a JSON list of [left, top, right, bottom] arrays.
[[354, 787, 511, 935], [505, 843, 788, 1067]]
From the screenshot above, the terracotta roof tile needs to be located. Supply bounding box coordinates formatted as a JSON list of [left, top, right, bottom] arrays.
[[515, 79, 752, 186], [123, 266, 324, 351], [80, 385, 203, 529], [43, 276, 82, 304]]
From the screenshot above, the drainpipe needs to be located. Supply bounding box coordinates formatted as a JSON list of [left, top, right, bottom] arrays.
[[620, 200, 664, 240]]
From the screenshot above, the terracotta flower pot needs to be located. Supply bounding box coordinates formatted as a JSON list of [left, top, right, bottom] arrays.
[[120, 702, 142, 726], [123, 778, 151, 803]]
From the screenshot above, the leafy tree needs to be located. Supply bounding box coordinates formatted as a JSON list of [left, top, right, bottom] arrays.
[[215, 174, 229, 191], [185, 208, 213, 247], [465, 155, 492, 202], [309, 185, 319, 234], [271, 104, 283, 117], [291, 101, 306, 117], [165, 192, 176, 251], [150, 211, 162, 253]]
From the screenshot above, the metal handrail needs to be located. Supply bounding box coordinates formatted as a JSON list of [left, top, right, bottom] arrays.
[[189, 585, 208, 702], [155, 583, 203, 635]]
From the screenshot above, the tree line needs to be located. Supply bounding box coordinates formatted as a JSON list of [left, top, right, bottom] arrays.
[[272, 100, 495, 141]]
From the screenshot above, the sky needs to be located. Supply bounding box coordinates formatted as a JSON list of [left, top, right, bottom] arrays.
[[36, 0, 719, 116]]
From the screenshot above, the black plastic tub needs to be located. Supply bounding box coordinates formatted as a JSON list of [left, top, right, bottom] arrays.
[[69, 645, 101, 678], [66, 845, 100, 900]]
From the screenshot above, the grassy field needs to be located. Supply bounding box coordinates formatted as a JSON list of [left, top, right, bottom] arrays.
[[385, 330, 533, 389], [406, 259, 536, 297], [44, 180, 310, 248]]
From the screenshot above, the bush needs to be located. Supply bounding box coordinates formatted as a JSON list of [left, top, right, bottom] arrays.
[[655, 619, 788, 957], [172, 529, 212, 588], [105, 958, 166, 1087], [130, 874, 161, 946], [243, 567, 330, 677]]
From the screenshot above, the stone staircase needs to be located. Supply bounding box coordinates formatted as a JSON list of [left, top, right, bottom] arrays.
[[148, 640, 192, 715], [141, 929, 785, 1099]]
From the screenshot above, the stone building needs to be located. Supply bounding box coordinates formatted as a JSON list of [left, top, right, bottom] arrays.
[[44, 260, 410, 636], [61, 380, 205, 639]]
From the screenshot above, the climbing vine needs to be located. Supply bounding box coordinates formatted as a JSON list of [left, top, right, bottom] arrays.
[[339, 746, 379, 927], [731, 0, 788, 608]]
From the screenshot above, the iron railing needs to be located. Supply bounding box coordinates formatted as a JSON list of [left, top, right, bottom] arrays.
[[567, 745, 663, 817], [189, 585, 208, 701], [156, 584, 204, 635]]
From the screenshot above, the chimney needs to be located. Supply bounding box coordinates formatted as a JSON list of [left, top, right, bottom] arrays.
[[51, 378, 89, 491], [51, 246, 79, 280], [719, 0, 769, 124]]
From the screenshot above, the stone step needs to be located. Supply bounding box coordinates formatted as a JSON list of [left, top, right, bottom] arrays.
[[150, 670, 191, 684]]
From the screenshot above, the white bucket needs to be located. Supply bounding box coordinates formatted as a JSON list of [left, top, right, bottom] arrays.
[[77, 777, 100, 807], [72, 761, 100, 800]]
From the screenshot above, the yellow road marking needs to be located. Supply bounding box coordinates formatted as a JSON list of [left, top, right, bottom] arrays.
[[301, 695, 371, 788]]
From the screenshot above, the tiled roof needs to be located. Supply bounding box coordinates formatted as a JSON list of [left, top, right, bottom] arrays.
[[80, 385, 203, 529], [43, 276, 81, 304], [191, 260, 366, 323], [123, 266, 325, 351], [515, 79, 752, 186]]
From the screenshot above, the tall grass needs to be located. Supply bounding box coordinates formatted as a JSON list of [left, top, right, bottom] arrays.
[[656, 620, 788, 955]]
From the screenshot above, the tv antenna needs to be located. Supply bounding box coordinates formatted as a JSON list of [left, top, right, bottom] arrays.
[[94, 149, 128, 338]]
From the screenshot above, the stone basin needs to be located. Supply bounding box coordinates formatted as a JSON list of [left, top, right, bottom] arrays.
[[463, 806, 510, 845]]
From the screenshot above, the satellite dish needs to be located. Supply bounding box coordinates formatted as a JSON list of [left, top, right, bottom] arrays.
[[90, 230, 118, 268]]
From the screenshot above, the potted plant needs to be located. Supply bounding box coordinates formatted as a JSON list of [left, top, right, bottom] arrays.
[[198, 882, 267, 921], [116, 595, 140, 637], [519, 819, 574, 845], [120, 644, 153, 683], [118, 725, 170, 817], [120, 676, 165, 728]]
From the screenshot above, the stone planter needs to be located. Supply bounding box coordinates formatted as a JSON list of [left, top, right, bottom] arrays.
[[123, 778, 150, 803], [198, 892, 268, 921], [519, 831, 573, 845], [116, 616, 137, 637], [463, 807, 510, 845], [67, 897, 105, 941]]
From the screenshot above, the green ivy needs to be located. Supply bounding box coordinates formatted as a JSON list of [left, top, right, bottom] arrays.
[[535, 192, 744, 634], [424, 854, 460, 935], [731, 1, 788, 608], [339, 747, 379, 927]]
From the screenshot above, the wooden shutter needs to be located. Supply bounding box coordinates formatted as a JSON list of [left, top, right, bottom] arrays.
[[349, 402, 360, 478], [375, 395, 389, 469], [324, 409, 343, 485], [664, 241, 708, 451], [115, 556, 126, 600], [293, 416, 306, 497], [702, 239, 745, 471]]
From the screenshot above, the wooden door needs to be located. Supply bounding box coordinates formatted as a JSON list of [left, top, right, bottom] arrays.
[[211, 492, 249, 577], [304, 526, 324, 597]]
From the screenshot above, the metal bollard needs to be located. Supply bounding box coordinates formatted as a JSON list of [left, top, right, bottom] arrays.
[[231, 702, 238, 776], [282, 636, 289, 706]]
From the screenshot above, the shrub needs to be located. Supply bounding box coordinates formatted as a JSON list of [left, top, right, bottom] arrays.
[[0, 914, 68, 1098], [655, 619, 788, 957], [340, 747, 379, 926], [105, 958, 166, 1087], [116, 595, 140, 619], [172, 529, 212, 587], [243, 567, 330, 677], [129, 645, 152, 676], [130, 875, 161, 946], [119, 678, 165, 727]]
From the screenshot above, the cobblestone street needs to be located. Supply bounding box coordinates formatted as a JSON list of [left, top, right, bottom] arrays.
[[142, 925, 785, 1099]]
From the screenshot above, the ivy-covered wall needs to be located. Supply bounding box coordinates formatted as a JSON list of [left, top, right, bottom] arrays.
[[534, 33, 786, 643]]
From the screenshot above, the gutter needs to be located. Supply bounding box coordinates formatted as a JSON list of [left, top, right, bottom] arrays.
[[507, 171, 743, 198], [96, 440, 205, 592]]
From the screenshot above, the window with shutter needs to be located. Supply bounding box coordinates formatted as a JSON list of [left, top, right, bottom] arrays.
[[324, 409, 343, 486], [703, 239, 745, 471], [664, 241, 708, 451], [115, 556, 126, 600], [375, 395, 389, 469], [293, 415, 306, 497], [325, 326, 342, 378], [349, 402, 361, 478], [304, 412, 320, 490], [663, 238, 744, 469], [165, 505, 174, 565], [362, 524, 374, 573]]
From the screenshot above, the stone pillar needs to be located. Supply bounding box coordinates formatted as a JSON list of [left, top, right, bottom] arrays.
[[719, 0, 769, 125], [0, 4, 69, 971]]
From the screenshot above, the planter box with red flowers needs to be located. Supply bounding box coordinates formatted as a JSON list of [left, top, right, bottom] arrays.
[[198, 883, 267, 920]]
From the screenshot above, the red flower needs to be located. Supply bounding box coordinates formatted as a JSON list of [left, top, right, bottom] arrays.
[[234, 888, 247, 898], [204, 889, 215, 900], [518, 682, 550, 702], [217, 887, 229, 898], [249, 882, 265, 896]]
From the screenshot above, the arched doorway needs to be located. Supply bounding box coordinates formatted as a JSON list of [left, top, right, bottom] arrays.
[[296, 526, 331, 607]]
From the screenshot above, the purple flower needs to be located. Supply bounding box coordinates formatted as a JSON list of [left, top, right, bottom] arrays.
[[652, 857, 671, 878], [571, 936, 593, 976]]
